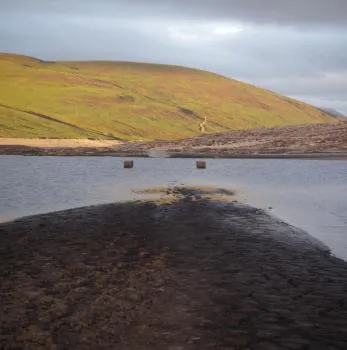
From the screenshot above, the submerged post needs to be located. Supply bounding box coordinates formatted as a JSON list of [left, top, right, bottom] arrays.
[[124, 160, 134, 169], [196, 160, 206, 169]]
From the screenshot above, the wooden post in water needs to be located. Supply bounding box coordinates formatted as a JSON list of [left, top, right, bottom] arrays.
[[196, 160, 206, 169], [124, 160, 134, 169]]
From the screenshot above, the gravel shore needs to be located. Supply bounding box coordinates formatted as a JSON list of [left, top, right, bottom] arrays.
[[1, 186, 347, 349], [1, 123, 346, 158]]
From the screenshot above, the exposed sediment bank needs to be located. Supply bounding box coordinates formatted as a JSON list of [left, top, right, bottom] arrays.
[[0, 138, 121, 149], [1, 186, 347, 349]]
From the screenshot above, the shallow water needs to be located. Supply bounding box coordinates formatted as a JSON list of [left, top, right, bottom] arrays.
[[1, 156, 346, 259]]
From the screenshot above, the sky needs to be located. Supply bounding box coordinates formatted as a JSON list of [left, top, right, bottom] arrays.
[[1, 0, 347, 114]]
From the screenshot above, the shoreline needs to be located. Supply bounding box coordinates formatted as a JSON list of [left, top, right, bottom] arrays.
[[1, 145, 347, 160], [1, 123, 347, 159], [1, 186, 347, 349]]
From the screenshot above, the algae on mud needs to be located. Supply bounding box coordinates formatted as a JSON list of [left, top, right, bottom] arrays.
[[1, 186, 347, 349]]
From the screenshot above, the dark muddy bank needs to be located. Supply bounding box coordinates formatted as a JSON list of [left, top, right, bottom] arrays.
[[1, 187, 347, 349]]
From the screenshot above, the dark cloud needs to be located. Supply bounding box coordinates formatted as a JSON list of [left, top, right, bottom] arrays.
[[1, 0, 347, 113], [127, 0, 347, 26], [3, 0, 347, 26]]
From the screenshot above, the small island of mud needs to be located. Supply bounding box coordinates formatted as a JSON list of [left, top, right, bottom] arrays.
[[1, 186, 347, 349]]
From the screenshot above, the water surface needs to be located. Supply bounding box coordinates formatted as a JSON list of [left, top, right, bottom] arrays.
[[1, 156, 346, 259]]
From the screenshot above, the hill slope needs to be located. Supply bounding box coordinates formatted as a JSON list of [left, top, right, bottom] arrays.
[[0, 53, 337, 140], [319, 108, 346, 120]]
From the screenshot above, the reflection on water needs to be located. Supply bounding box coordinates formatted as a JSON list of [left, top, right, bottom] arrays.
[[1, 156, 346, 259]]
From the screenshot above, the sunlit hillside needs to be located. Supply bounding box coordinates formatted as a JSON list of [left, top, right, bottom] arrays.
[[0, 53, 337, 140]]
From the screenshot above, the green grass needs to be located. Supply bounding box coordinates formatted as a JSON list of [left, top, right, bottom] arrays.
[[0, 52, 337, 140]]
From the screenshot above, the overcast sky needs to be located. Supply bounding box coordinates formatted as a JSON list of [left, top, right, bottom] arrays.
[[1, 0, 347, 114]]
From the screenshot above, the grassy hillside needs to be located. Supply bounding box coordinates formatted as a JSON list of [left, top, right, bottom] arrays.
[[0, 53, 337, 140]]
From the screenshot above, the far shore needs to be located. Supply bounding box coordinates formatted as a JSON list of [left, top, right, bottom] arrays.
[[0, 143, 347, 160], [1, 122, 346, 158], [1, 185, 347, 349]]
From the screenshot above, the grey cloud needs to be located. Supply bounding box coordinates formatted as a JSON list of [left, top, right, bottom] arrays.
[[2, 0, 347, 26], [122, 0, 347, 26], [260, 74, 347, 99], [218, 28, 347, 78], [0, 15, 177, 62]]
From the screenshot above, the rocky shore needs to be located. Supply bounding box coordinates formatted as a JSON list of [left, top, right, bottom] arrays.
[[1, 186, 347, 349], [1, 123, 346, 159]]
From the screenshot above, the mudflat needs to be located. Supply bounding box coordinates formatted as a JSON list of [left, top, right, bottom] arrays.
[[1, 187, 347, 349]]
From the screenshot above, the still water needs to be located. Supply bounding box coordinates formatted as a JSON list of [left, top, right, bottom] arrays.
[[1, 156, 346, 259]]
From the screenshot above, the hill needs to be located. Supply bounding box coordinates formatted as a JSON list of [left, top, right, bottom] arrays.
[[0, 53, 338, 141], [319, 108, 346, 120]]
